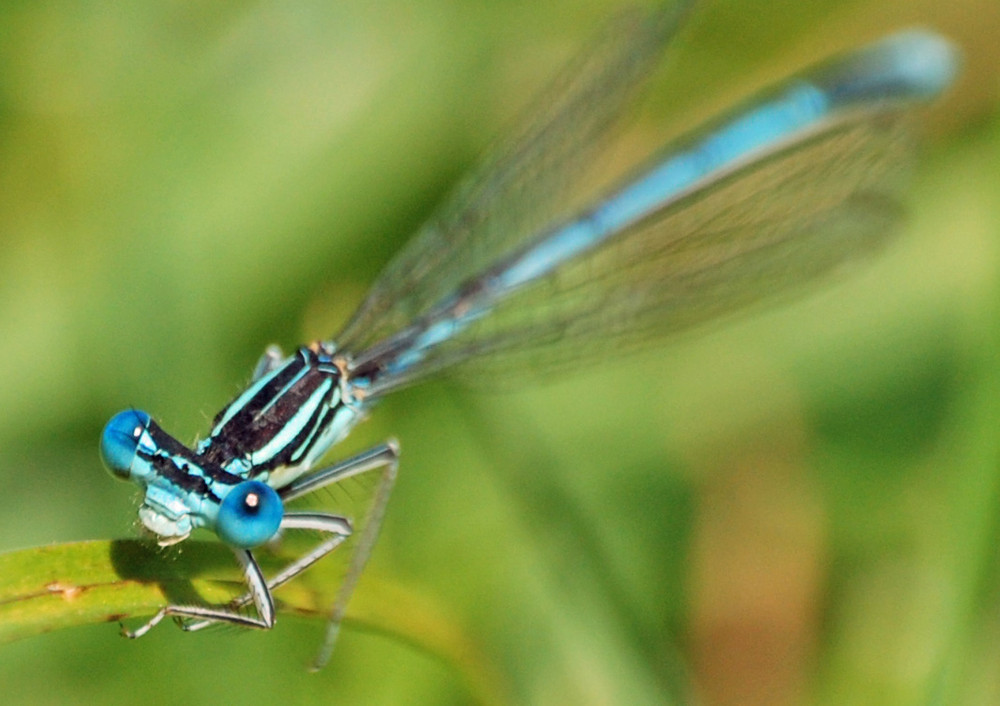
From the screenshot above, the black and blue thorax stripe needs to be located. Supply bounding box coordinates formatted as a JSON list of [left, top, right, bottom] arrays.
[[199, 345, 350, 478]]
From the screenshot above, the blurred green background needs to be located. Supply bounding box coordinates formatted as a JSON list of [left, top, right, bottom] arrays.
[[0, 0, 998, 704]]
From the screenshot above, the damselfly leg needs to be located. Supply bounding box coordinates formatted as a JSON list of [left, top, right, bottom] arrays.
[[120, 441, 398, 650], [251, 344, 289, 382]]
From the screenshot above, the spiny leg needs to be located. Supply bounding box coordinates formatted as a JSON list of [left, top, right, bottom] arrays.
[[121, 441, 399, 647], [183, 441, 399, 648], [280, 441, 400, 501], [252, 344, 286, 381], [122, 547, 276, 637], [310, 442, 399, 670], [178, 512, 353, 632]]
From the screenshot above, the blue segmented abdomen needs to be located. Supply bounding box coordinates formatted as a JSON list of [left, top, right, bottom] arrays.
[[369, 30, 958, 380], [497, 31, 958, 293]]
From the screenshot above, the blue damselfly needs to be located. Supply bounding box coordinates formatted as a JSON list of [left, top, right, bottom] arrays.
[[100, 3, 958, 668]]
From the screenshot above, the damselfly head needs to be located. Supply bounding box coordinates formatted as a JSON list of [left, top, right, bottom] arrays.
[[100, 409, 153, 481], [102, 409, 198, 542]]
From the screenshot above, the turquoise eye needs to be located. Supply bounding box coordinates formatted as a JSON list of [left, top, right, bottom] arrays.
[[100, 409, 152, 481], [216, 481, 284, 549]]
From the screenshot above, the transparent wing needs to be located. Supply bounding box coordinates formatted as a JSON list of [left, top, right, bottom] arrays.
[[409, 114, 912, 383], [331, 27, 956, 396], [334, 3, 692, 353], [352, 110, 912, 393]]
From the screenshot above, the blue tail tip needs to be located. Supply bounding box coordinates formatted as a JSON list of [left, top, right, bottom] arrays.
[[879, 29, 961, 99]]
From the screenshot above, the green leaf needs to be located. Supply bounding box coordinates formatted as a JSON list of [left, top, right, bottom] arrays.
[[0, 539, 510, 705]]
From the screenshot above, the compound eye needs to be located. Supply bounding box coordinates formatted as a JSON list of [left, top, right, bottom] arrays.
[[216, 481, 284, 549], [100, 409, 152, 481]]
